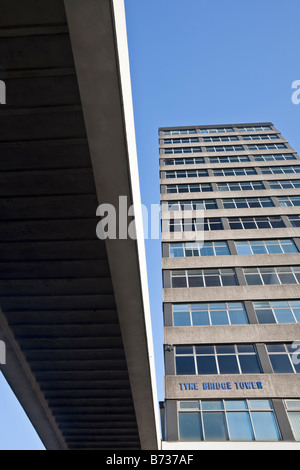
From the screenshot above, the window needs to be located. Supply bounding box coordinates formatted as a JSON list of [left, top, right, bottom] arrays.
[[165, 169, 209, 178], [164, 138, 200, 144], [238, 126, 273, 132], [242, 134, 279, 141], [206, 145, 244, 152], [178, 400, 280, 442], [203, 136, 239, 142], [243, 266, 300, 286], [268, 180, 300, 189], [162, 129, 197, 135], [260, 166, 300, 174], [169, 241, 230, 258], [172, 302, 249, 326], [166, 200, 218, 211], [163, 157, 205, 165], [288, 215, 300, 227], [171, 269, 237, 288], [175, 344, 261, 376], [212, 168, 257, 177], [253, 154, 296, 162], [166, 217, 223, 232], [267, 344, 300, 374], [199, 127, 234, 134], [222, 197, 274, 209], [208, 155, 250, 164], [235, 239, 298, 255], [166, 183, 212, 193], [253, 300, 300, 324], [285, 401, 300, 441], [217, 181, 265, 192], [247, 144, 287, 150], [277, 196, 300, 207], [228, 216, 285, 230], [164, 147, 202, 154]]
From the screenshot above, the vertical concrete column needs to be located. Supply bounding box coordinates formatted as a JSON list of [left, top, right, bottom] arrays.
[[235, 267, 247, 286], [272, 399, 295, 441], [165, 400, 178, 441], [164, 303, 173, 327], [256, 343, 273, 373], [221, 217, 231, 230], [244, 301, 259, 324], [228, 240, 238, 256]]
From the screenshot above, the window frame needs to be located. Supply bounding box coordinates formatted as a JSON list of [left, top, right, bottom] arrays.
[[175, 344, 262, 376], [170, 268, 238, 288], [172, 302, 249, 327], [253, 300, 300, 325], [178, 399, 281, 442]]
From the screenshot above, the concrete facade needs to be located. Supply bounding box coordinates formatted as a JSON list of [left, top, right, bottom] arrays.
[[159, 122, 300, 448]]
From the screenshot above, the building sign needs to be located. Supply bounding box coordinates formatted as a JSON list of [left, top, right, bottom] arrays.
[[179, 381, 263, 391]]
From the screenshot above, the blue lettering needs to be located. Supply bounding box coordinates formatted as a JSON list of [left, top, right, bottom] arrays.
[[257, 381, 263, 389], [227, 382, 232, 389], [203, 383, 208, 390]]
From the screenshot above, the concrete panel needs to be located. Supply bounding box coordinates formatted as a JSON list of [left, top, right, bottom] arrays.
[[163, 284, 300, 303], [163, 253, 300, 270], [162, 227, 300, 242], [161, 188, 300, 201], [165, 374, 300, 399], [164, 323, 300, 345], [161, 172, 300, 185]]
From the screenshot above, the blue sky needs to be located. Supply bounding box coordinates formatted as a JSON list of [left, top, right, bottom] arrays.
[[1, 0, 300, 449], [124, 0, 300, 405]]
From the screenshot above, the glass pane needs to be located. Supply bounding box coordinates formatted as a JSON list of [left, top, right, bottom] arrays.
[[225, 400, 248, 410], [218, 355, 240, 374], [192, 311, 210, 326], [172, 276, 187, 288], [249, 400, 272, 409], [205, 275, 221, 287], [210, 310, 229, 325], [196, 356, 218, 375], [188, 275, 204, 288], [255, 309, 276, 324], [277, 273, 297, 285], [176, 356, 196, 375], [202, 401, 224, 411], [179, 401, 200, 409], [203, 412, 228, 441], [245, 273, 262, 285], [274, 308, 295, 324], [176, 346, 193, 355], [179, 413, 203, 441], [227, 412, 254, 441], [174, 312, 191, 326], [221, 274, 237, 286], [239, 355, 262, 374], [288, 412, 300, 441], [195, 346, 215, 354], [251, 412, 280, 441], [269, 355, 294, 373], [229, 309, 249, 325]]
